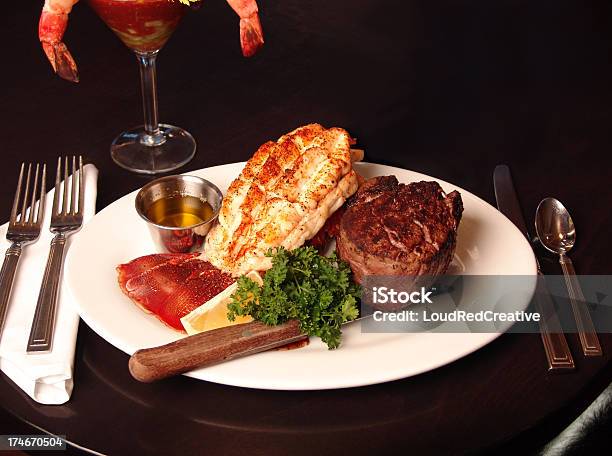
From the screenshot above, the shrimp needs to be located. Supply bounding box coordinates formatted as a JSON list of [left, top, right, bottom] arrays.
[[225, 0, 264, 57], [39, 0, 80, 82]]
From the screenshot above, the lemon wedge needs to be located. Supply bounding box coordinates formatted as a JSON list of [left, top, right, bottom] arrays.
[[180, 271, 262, 335]]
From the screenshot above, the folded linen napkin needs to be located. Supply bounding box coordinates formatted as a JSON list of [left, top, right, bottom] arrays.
[[0, 164, 98, 404]]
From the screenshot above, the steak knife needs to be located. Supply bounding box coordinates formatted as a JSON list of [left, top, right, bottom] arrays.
[[493, 165, 574, 371], [129, 315, 374, 383]]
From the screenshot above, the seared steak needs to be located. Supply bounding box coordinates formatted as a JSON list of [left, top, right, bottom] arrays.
[[336, 176, 463, 284]]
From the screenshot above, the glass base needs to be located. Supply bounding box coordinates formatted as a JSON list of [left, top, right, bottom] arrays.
[[111, 124, 196, 174]]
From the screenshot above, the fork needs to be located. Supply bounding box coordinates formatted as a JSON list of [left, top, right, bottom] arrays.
[[27, 156, 83, 353], [0, 163, 47, 340]]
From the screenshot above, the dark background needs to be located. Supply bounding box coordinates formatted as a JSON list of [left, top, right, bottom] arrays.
[[3, 0, 612, 241], [1, 0, 611, 454]]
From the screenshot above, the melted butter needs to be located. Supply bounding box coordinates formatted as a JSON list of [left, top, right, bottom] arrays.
[[147, 195, 213, 228]]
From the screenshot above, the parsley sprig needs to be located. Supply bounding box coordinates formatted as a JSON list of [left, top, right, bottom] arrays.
[[227, 247, 361, 349]]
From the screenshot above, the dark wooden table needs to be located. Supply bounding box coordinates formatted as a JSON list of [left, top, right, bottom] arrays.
[[1, 1, 611, 454]]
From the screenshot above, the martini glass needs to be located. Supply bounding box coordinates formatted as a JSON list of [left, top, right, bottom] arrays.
[[88, 0, 196, 174]]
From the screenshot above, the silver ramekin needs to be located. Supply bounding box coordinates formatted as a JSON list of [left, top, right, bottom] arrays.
[[135, 175, 223, 253]]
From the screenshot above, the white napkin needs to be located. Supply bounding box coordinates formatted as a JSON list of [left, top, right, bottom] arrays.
[[0, 164, 98, 404]]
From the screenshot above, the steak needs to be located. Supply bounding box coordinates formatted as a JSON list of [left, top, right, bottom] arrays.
[[336, 176, 463, 284]]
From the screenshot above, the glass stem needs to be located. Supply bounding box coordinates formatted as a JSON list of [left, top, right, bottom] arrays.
[[136, 51, 166, 146]]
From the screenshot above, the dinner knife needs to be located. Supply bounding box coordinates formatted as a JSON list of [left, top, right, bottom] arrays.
[[493, 164, 574, 371]]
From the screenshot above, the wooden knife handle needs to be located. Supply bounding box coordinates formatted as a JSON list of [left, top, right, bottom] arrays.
[[129, 319, 306, 382]]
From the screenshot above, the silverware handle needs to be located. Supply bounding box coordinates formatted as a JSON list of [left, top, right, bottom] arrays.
[[559, 255, 602, 357], [27, 233, 66, 353], [0, 244, 22, 338], [534, 270, 575, 370]]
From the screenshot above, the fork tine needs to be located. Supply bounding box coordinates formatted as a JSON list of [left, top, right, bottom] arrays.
[[27, 164, 40, 224], [78, 156, 84, 215], [53, 157, 61, 216], [10, 163, 25, 224], [20, 164, 32, 223], [70, 156, 77, 215], [37, 164, 47, 225], [62, 156, 69, 215]]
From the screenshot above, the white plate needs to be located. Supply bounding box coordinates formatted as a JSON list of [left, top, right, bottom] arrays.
[[66, 162, 537, 390]]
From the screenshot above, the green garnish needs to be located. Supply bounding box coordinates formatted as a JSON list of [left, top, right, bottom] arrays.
[[227, 246, 361, 349]]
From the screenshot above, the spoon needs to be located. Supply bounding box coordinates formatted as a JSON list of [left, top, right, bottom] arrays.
[[535, 198, 602, 356]]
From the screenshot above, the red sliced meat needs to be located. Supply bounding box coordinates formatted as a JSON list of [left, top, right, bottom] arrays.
[[117, 254, 234, 331], [117, 253, 199, 285]]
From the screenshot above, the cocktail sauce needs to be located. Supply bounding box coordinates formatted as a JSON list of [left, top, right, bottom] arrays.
[[88, 0, 186, 52]]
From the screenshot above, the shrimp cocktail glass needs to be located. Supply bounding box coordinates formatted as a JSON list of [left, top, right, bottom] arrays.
[[38, 0, 265, 175], [88, 0, 195, 174]]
